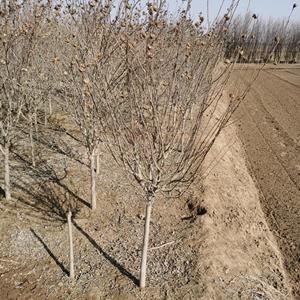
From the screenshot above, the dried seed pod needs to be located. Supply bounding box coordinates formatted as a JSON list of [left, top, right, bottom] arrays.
[[83, 78, 90, 85], [149, 33, 155, 40], [147, 51, 153, 59], [252, 14, 257, 19], [52, 57, 60, 64], [185, 51, 191, 58], [78, 64, 86, 72], [293, 3, 297, 9], [120, 35, 127, 42]]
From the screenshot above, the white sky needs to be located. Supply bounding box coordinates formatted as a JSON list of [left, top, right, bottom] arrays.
[[163, 0, 299, 22]]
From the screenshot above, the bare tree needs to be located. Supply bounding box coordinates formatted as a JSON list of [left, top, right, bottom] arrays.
[[100, 0, 250, 288], [55, 1, 131, 210], [0, 3, 47, 199]]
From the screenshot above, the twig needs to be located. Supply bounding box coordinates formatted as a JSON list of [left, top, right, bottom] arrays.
[[0, 258, 19, 264], [150, 241, 175, 251]]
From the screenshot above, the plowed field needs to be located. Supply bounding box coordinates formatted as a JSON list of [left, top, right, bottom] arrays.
[[234, 65, 300, 299]]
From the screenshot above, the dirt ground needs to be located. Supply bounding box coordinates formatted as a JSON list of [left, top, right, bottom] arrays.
[[196, 122, 292, 300], [234, 65, 300, 299], [0, 65, 297, 300]]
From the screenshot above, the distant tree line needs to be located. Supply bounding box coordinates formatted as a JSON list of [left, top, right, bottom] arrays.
[[225, 13, 300, 64]]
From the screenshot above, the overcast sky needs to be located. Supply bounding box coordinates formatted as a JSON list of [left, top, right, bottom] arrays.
[[165, 0, 299, 22]]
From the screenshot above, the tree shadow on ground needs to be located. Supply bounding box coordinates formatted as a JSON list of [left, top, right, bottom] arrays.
[[17, 124, 88, 168], [13, 180, 80, 224], [30, 228, 70, 276], [11, 147, 90, 210], [73, 221, 139, 286]]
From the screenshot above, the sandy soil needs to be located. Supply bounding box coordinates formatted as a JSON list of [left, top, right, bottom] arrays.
[[0, 67, 296, 299], [234, 65, 300, 299]]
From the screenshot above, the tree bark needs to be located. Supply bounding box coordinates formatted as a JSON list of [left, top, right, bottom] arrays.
[[140, 200, 153, 288], [90, 150, 97, 210], [67, 211, 75, 280], [4, 142, 11, 201]]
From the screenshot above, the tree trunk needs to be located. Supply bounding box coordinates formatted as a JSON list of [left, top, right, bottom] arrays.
[[140, 200, 153, 288], [90, 150, 97, 210], [96, 153, 100, 175], [44, 102, 48, 126], [49, 99, 52, 116], [67, 211, 75, 280], [34, 112, 39, 139], [4, 142, 11, 201], [29, 125, 36, 167]]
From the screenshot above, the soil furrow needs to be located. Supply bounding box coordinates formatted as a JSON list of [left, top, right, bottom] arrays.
[[234, 66, 300, 299], [265, 69, 300, 89]]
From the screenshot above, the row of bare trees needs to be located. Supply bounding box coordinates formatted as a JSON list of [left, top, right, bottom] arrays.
[[225, 9, 300, 63], [0, 0, 284, 289]]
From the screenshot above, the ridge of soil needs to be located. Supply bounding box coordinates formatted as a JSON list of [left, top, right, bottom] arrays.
[[198, 118, 292, 300]]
